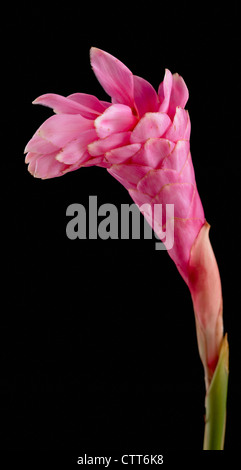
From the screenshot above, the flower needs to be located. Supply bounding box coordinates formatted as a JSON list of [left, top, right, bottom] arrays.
[[25, 48, 202, 278], [24, 48, 223, 386]]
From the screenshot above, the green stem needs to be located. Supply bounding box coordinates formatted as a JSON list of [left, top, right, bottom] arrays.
[[203, 334, 229, 450]]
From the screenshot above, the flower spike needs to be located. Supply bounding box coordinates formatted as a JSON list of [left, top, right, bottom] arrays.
[[24, 48, 229, 449]]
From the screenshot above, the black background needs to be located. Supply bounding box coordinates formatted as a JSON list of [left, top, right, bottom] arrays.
[[2, 0, 240, 457]]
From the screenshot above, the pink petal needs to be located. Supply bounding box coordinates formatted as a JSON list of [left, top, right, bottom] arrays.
[[139, 184, 197, 249], [95, 104, 137, 138], [95, 160, 112, 168], [152, 182, 195, 221], [188, 223, 222, 374], [107, 163, 150, 190], [130, 112, 171, 143], [83, 156, 106, 167], [187, 185, 205, 220], [25, 151, 36, 164], [158, 70, 189, 119], [105, 143, 141, 164], [130, 138, 175, 168], [26, 152, 38, 167], [183, 111, 191, 140], [24, 134, 59, 154], [100, 100, 112, 109], [168, 73, 189, 119], [164, 107, 189, 142], [28, 152, 68, 179], [33, 93, 103, 118], [36, 114, 94, 148], [177, 152, 195, 183], [167, 218, 204, 284], [88, 131, 131, 156], [129, 189, 154, 229], [61, 153, 103, 173], [158, 69, 173, 113], [90, 47, 135, 108], [133, 75, 159, 117], [56, 129, 97, 164], [137, 169, 178, 197], [67, 93, 111, 118], [128, 188, 152, 207], [162, 140, 190, 172]]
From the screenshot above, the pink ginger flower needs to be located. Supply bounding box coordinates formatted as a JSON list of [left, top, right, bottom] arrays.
[[24, 48, 223, 388]]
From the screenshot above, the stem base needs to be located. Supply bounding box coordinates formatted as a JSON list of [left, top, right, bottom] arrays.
[[203, 334, 229, 450]]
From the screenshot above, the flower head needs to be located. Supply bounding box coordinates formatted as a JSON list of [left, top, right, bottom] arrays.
[[25, 48, 189, 177], [25, 48, 204, 280]]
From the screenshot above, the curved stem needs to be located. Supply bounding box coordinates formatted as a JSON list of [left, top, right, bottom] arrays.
[[203, 334, 229, 450]]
